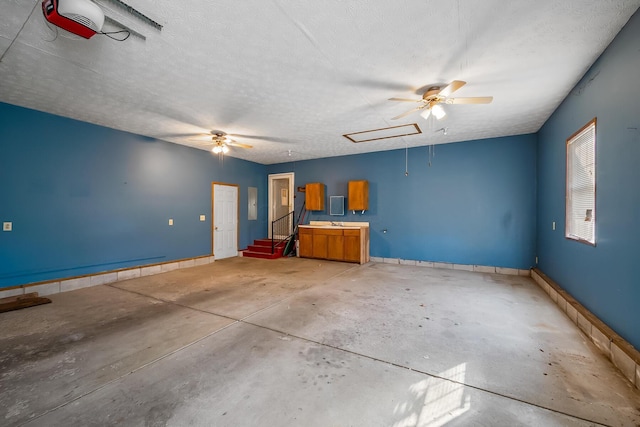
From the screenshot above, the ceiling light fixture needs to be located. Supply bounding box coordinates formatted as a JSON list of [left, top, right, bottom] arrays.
[[419, 105, 446, 121], [432, 104, 446, 120], [212, 144, 229, 154], [205, 132, 252, 155]]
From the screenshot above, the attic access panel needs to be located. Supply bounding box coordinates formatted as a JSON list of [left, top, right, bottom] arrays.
[[343, 124, 421, 143]]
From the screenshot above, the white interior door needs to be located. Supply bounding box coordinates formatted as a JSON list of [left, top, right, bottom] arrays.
[[268, 172, 294, 238], [213, 184, 238, 259]]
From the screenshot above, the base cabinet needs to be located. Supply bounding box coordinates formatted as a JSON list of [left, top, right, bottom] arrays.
[[298, 226, 368, 264], [343, 229, 361, 262], [327, 234, 345, 261], [299, 228, 314, 258], [312, 233, 328, 258]]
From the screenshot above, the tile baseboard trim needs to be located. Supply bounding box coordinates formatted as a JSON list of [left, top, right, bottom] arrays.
[[531, 268, 640, 391], [0, 255, 216, 298], [370, 257, 530, 277]]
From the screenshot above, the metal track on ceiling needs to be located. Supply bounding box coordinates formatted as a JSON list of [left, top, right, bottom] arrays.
[[101, 0, 163, 31]]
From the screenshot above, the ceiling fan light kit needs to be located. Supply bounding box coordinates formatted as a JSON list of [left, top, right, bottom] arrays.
[[431, 104, 446, 120], [187, 130, 253, 154], [212, 144, 229, 154]]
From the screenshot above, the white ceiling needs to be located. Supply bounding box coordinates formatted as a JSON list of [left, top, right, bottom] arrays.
[[1, 1, 639, 164]]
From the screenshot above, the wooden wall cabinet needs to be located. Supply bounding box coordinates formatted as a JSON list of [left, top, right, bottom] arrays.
[[298, 226, 369, 264], [306, 182, 325, 211], [348, 180, 369, 211]]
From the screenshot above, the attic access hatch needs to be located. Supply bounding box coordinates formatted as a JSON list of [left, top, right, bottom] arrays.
[[343, 124, 421, 143]]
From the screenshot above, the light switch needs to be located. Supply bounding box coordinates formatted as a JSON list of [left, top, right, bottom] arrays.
[[199, 215, 206, 221], [3, 222, 12, 232], [552, 221, 556, 230], [168, 219, 174, 226]]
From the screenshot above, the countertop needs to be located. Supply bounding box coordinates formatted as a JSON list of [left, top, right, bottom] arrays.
[[299, 221, 369, 230]]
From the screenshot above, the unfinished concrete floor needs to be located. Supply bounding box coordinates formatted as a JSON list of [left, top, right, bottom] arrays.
[[1, 258, 639, 426]]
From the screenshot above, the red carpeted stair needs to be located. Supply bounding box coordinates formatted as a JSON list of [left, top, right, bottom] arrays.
[[241, 238, 288, 260]]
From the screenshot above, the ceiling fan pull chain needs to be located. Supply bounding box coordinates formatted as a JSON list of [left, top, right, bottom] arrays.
[[405, 145, 409, 176]]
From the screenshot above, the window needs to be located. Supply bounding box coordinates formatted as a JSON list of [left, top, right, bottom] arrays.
[[566, 118, 596, 245]]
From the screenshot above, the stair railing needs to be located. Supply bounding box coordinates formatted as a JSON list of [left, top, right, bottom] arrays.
[[271, 211, 295, 254]]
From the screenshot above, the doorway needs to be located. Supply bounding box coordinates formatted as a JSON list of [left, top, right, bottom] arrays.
[[212, 183, 239, 259], [268, 172, 295, 238]]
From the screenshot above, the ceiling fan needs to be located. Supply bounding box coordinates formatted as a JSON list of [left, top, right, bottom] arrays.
[[191, 131, 253, 154], [389, 80, 493, 120]]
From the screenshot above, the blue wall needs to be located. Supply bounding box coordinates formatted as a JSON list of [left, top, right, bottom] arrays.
[[2, 10, 637, 351], [537, 10, 640, 348], [269, 134, 537, 269], [0, 103, 267, 288]]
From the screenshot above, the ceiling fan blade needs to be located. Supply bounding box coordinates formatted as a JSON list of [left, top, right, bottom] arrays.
[[228, 134, 293, 143], [438, 80, 466, 97], [391, 106, 424, 120], [388, 97, 422, 102], [228, 141, 253, 149], [187, 137, 213, 142], [158, 133, 205, 139], [447, 96, 493, 105]]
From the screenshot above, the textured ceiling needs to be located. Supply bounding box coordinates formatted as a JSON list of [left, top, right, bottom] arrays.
[[1, 1, 639, 164]]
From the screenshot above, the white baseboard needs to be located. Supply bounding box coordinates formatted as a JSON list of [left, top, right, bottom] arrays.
[[0, 255, 216, 298], [369, 257, 530, 277]]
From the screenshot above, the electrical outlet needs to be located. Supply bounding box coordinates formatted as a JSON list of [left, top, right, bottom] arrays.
[[2, 222, 12, 232], [199, 215, 206, 221], [168, 219, 174, 226]]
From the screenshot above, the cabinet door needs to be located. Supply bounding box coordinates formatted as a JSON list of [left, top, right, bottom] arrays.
[[327, 234, 345, 261], [344, 229, 361, 263], [348, 180, 368, 211], [312, 233, 328, 259], [306, 183, 325, 211], [299, 229, 313, 258]]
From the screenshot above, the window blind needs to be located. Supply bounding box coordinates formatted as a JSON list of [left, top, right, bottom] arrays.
[[566, 119, 596, 244]]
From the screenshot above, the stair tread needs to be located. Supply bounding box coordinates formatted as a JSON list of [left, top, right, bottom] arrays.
[[253, 240, 287, 247], [248, 245, 276, 253], [242, 250, 283, 260], [241, 238, 290, 260]]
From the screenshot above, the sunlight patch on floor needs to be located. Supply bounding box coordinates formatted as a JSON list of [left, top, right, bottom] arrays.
[[393, 363, 471, 427]]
